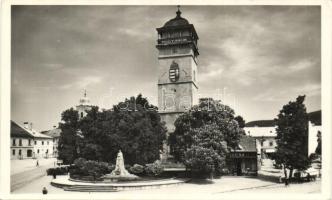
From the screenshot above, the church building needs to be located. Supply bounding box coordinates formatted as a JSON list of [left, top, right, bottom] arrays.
[[76, 90, 93, 120]]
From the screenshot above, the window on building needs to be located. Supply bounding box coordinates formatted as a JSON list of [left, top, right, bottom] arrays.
[[34, 141, 37, 145], [37, 149, 40, 153], [193, 70, 196, 82], [28, 139, 31, 146], [18, 149, 21, 156], [42, 141, 44, 145], [12, 149, 15, 155], [81, 112, 83, 118], [19, 139, 22, 146], [269, 141, 274, 146], [12, 139, 16, 146]]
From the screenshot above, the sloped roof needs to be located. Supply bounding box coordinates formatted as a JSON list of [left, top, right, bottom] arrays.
[[234, 135, 257, 152], [11, 121, 34, 138], [308, 110, 321, 125], [245, 120, 276, 127], [42, 128, 61, 138], [243, 126, 277, 138], [11, 121, 52, 139], [163, 9, 190, 27]]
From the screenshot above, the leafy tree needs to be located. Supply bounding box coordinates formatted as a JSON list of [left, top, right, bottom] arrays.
[[315, 131, 321, 155], [273, 95, 310, 181], [234, 115, 246, 128], [184, 124, 228, 177], [58, 108, 80, 164], [169, 98, 242, 162], [58, 94, 167, 165]]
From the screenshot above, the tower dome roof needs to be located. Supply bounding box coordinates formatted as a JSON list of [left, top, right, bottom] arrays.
[[163, 6, 190, 27], [79, 90, 91, 105]]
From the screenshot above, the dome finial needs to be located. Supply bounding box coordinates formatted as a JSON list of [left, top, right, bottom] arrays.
[[176, 5, 181, 17]]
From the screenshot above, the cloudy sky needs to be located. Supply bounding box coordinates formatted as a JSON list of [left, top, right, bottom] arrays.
[[11, 5, 321, 131]]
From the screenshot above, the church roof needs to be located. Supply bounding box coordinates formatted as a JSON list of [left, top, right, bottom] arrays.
[[163, 9, 190, 27], [79, 90, 91, 106]]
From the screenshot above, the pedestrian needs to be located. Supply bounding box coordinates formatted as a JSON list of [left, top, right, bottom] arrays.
[[306, 173, 310, 182], [285, 178, 289, 187], [42, 187, 48, 195], [36, 160, 39, 167], [53, 170, 57, 179]]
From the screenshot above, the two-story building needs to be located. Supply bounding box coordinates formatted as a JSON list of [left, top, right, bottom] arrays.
[[244, 124, 277, 160], [11, 121, 34, 159], [41, 126, 61, 158], [11, 121, 54, 159]]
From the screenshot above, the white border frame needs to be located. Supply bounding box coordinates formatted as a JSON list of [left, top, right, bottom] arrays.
[[1, 0, 331, 199]]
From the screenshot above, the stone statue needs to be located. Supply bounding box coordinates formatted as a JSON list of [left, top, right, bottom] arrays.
[[110, 150, 130, 176], [103, 150, 138, 182]]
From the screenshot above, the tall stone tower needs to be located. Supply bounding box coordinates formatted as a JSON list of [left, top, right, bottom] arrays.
[[76, 90, 93, 120], [156, 7, 199, 135]]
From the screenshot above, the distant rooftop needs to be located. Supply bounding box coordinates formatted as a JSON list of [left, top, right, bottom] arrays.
[[245, 110, 321, 127], [233, 135, 257, 152], [41, 128, 61, 138]]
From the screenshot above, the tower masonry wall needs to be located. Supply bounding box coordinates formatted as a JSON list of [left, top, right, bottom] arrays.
[[158, 56, 197, 85]]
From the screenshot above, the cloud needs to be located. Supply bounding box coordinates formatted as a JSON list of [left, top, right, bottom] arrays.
[[59, 75, 103, 90], [11, 6, 321, 130], [252, 83, 321, 102]]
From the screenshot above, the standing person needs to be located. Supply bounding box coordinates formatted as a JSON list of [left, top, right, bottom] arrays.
[[42, 187, 48, 194], [52, 170, 57, 179], [36, 160, 39, 167], [285, 178, 289, 186]]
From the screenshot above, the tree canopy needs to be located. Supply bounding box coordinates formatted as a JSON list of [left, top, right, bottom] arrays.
[[315, 131, 321, 155], [58, 94, 167, 165], [273, 95, 310, 180], [169, 98, 242, 165]]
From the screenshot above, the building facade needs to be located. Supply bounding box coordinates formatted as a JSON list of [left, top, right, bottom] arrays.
[[244, 126, 277, 159], [11, 121, 54, 159], [308, 121, 322, 156], [42, 127, 61, 158], [11, 121, 34, 159], [227, 135, 258, 175]]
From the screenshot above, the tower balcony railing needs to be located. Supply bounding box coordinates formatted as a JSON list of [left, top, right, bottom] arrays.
[[157, 36, 197, 47]]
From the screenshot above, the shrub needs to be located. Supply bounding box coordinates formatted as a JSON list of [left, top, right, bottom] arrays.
[[185, 145, 224, 178], [70, 157, 114, 180], [129, 164, 144, 175], [47, 166, 69, 176], [144, 160, 164, 176]]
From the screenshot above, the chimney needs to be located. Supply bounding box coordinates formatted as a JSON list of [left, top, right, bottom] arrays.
[[30, 122, 33, 130], [23, 122, 29, 129]]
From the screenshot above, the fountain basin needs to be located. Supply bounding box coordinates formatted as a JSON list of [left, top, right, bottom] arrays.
[[51, 175, 188, 192]]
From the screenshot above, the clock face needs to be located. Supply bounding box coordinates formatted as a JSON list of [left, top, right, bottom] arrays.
[[169, 61, 180, 82]]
